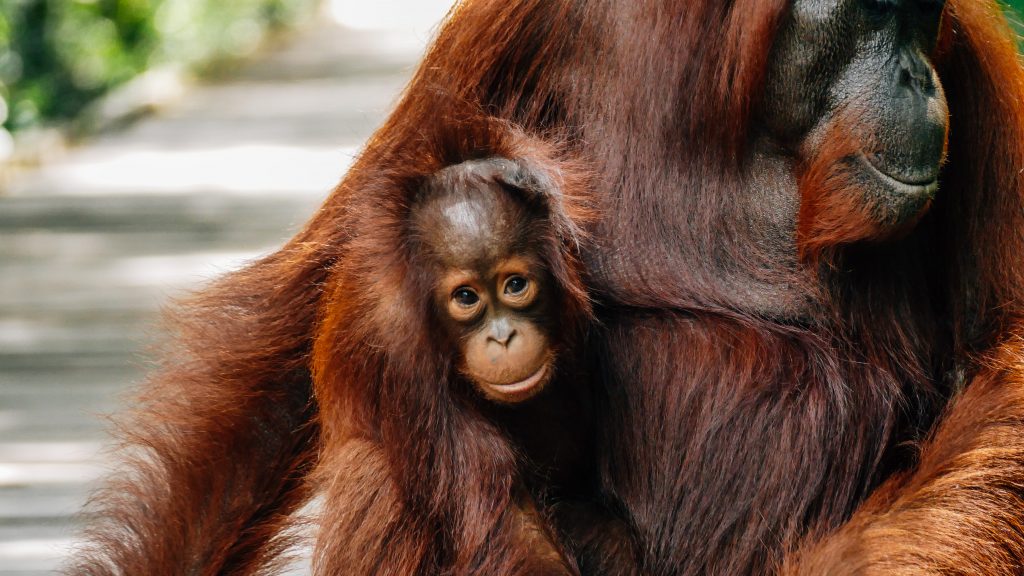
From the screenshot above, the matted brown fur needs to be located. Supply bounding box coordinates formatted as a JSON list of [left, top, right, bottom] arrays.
[[69, 0, 1024, 575]]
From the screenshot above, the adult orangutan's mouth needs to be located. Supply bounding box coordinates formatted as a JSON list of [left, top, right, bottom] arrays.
[[859, 153, 939, 197]]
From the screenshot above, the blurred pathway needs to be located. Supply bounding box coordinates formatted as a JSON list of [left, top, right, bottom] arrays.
[[0, 12, 439, 574]]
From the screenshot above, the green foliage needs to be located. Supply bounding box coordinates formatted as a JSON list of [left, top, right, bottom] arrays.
[[1007, 1, 1024, 41], [0, 0, 317, 133]]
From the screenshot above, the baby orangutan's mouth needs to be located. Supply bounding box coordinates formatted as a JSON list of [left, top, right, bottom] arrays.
[[491, 362, 549, 394], [471, 354, 555, 404]]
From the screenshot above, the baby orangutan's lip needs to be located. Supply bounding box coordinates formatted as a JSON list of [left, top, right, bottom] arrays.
[[490, 362, 550, 394]]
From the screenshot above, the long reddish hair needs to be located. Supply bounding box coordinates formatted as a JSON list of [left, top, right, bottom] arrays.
[[70, 1, 1024, 574]]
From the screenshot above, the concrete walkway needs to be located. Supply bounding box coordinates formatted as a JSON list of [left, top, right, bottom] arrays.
[[0, 9, 447, 573]]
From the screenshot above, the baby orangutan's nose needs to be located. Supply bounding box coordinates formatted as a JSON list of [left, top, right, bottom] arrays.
[[487, 319, 516, 349]]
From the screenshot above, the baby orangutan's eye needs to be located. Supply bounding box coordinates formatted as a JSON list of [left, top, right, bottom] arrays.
[[500, 274, 537, 308], [453, 287, 480, 307], [504, 276, 529, 295]]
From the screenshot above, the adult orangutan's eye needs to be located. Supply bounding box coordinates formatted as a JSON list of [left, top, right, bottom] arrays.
[[862, 0, 897, 23]]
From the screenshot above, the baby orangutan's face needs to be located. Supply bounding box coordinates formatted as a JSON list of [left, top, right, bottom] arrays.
[[414, 178, 558, 404], [439, 255, 555, 403]]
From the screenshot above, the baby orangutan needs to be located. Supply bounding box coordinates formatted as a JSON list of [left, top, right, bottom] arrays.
[[311, 154, 635, 575], [409, 158, 638, 575]]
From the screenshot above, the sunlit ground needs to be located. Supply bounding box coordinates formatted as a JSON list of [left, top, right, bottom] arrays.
[[20, 145, 358, 196]]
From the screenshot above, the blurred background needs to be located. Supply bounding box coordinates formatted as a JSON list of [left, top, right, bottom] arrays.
[[0, 1, 1021, 574], [0, 1, 454, 574]]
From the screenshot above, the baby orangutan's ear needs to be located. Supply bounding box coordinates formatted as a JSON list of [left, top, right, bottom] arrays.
[[482, 157, 553, 205], [472, 156, 585, 249]]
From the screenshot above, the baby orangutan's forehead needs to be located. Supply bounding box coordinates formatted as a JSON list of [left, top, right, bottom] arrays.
[[413, 184, 527, 268]]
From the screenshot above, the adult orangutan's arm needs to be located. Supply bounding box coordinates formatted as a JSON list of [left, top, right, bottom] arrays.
[[782, 339, 1024, 575]]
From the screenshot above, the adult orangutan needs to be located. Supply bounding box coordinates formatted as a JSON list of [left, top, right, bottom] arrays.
[[71, 0, 1024, 575]]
